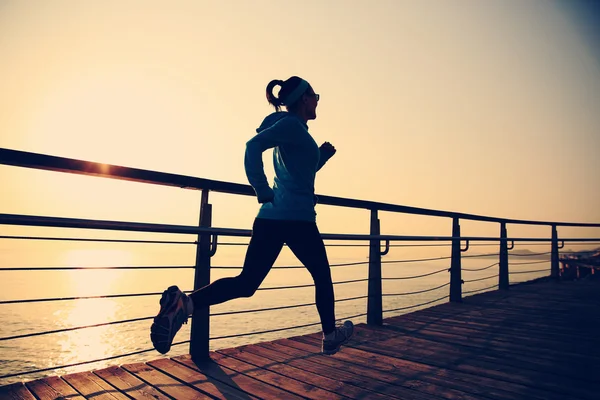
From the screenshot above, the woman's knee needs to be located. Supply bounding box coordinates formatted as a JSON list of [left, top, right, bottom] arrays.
[[234, 276, 260, 297], [309, 266, 333, 285]]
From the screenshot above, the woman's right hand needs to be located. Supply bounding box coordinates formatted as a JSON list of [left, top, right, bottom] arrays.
[[257, 187, 275, 204]]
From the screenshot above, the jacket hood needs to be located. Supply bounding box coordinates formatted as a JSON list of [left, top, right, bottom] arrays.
[[256, 112, 306, 133]]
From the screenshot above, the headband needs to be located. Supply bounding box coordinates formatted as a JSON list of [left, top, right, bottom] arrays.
[[282, 79, 309, 106]]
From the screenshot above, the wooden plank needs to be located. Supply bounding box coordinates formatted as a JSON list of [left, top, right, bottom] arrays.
[[407, 299, 584, 322], [62, 371, 129, 400], [349, 325, 562, 376], [449, 301, 600, 325], [242, 342, 436, 400], [256, 340, 477, 400], [218, 346, 393, 400], [381, 316, 600, 365], [25, 376, 85, 400], [121, 362, 211, 399], [425, 296, 599, 315], [412, 307, 600, 343], [392, 314, 600, 358], [148, 357, 259, 400], [467, 293, 600, 310], [328, 327, 600, 400], [413, 307, 600, 339], [94, 366, 170, 400], [462, 295, 600, 315], [387, 302, 600, 353], [209, 350, 344, 400], [284, 336, 564, 400], [174, 354, 305, 400], [351, 323, 596, 380], [0, 382, 36, 400], [424, 303, 600, 326]]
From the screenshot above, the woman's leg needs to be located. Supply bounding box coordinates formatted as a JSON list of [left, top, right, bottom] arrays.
[[151, 218, 284, 354], [285, 221, 336, 334], [189, 218, 284, 308]]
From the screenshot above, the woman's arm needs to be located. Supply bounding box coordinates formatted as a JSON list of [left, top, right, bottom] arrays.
[[244, 117, 300, 203]]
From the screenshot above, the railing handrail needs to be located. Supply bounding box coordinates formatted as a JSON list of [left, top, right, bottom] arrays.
[[2, 212, 599, 242], [2, 147, 599, 227]]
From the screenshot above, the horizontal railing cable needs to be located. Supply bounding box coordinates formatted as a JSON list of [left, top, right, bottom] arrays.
[[463, 262, 499, 272], [463, 284, 498, 295], [211, 294, 367, 317], [382, 256, 452, 264], [254, 283, 309, 291], [206, 260, 371, 271], [218, 241, 371, 248], [560, 243, 600, 248], [219, 242, 498, 248], [462, 253, 500, 259], [0, 235, 195, 245], [382, 267, 449, 280], [0, 316, 154, 342], [324, 243, 370, 247], [0, 256, 554, 272], [210, 312, 368, 341], [209, 321, 319, 341], [509, 260, 549, 266], [0, 340, 188, 380], [508, 251, 552, 257], [0, 291, 165, 305], [383, 294, 449, 313], [383, 282, 450, 297], [463, 274, 500, 283], [212, 265, 297, 270], [258, 278, 368, 291], [388, 243, 457, 248], [509, 269, 549, 274], [0, 265, 195, 271], [331, 261, 370, 268], [333, 278, 369, 285], [2, 278, 368, 304]]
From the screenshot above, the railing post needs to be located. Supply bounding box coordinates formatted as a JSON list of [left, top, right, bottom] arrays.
[[190, 189, 211, 361], [551, 224, 559, 280], [450, 218, 462, 302], [367, 209, 383, 325], [499, 222, 509, 290]]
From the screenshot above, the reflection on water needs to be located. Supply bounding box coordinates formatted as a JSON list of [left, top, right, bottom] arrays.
[[53, 298, 119, 373], [50, 268, 123, 374]]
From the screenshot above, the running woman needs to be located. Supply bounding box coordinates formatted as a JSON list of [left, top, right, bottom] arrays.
[[151, 76, 353, 356]]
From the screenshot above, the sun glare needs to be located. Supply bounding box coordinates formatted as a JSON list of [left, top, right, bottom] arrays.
[[53, 298, 120, 374], [50, 249, 130, 372]]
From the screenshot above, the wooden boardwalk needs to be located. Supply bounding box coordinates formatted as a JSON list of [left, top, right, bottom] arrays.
[[3, 279, 600, 400]]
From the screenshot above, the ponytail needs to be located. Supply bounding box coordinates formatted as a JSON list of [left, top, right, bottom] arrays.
[[266, 79, 285, 111]]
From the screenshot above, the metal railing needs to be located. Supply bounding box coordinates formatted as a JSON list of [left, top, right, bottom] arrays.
[[1, 147, 600, 382]]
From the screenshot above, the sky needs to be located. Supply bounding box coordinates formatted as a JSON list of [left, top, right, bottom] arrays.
[[1, 0, 599, 267]]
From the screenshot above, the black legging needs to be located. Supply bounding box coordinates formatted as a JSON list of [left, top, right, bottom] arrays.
[[189, 218, 336, 334]]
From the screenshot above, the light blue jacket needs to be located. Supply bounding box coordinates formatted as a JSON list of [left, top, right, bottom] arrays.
[[244, 112, 333, 222]]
